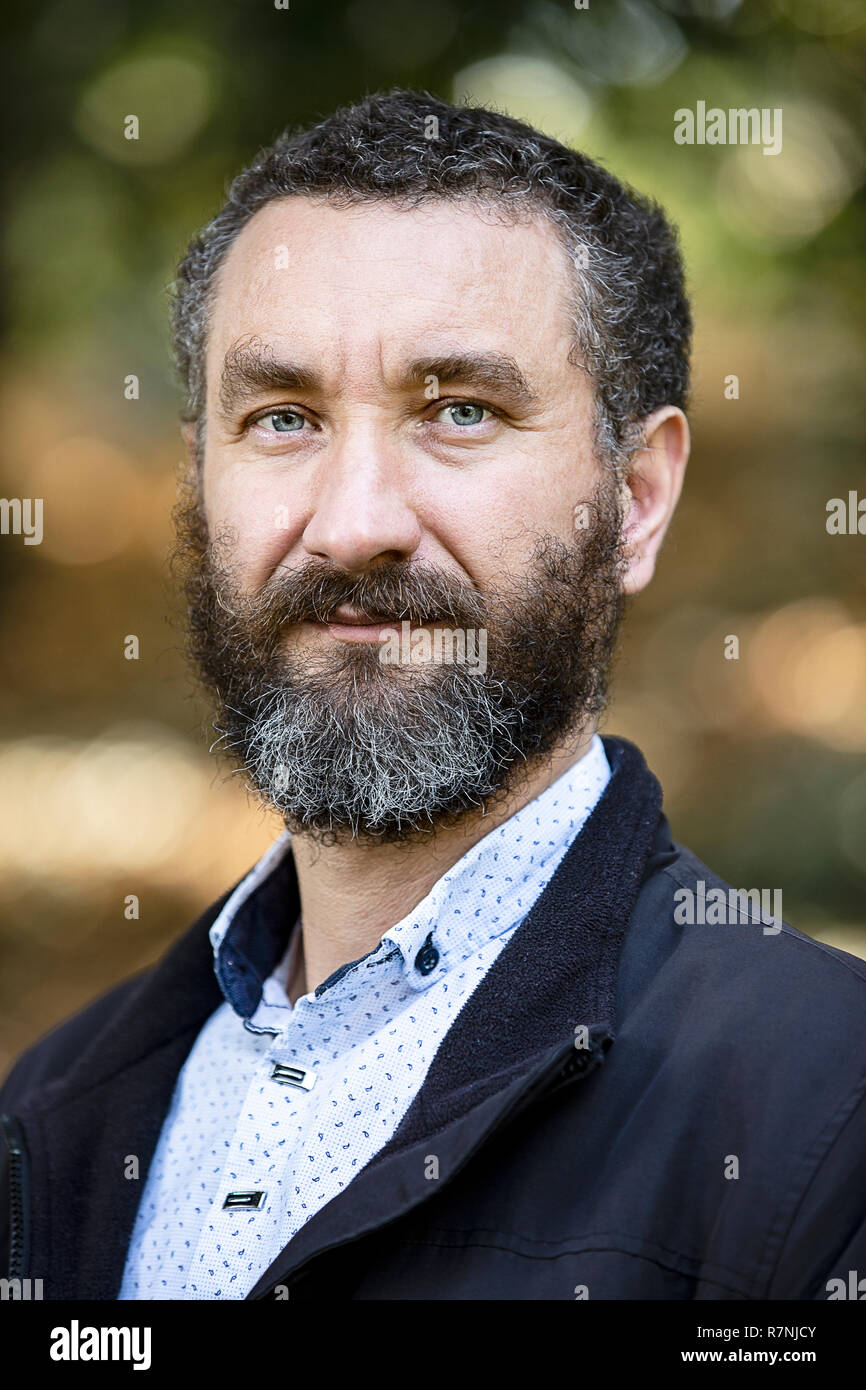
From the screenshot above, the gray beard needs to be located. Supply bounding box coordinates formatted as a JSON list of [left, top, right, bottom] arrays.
[[227, 649, 535, 842]]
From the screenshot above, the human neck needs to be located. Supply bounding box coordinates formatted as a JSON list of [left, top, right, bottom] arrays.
[[287, 725, 598, 1001]]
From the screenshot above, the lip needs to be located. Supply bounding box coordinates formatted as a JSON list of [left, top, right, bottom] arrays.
[[304, 606, 427, 644]]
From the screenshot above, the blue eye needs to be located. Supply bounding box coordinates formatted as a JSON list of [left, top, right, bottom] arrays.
[[440, 403, 491, 427], [263, 410, 305, 432]]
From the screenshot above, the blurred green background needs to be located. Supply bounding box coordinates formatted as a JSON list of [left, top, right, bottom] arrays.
[[2, 0, 865, 1071]]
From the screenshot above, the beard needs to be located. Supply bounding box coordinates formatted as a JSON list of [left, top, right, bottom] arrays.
[[171, 473, 628, 846]]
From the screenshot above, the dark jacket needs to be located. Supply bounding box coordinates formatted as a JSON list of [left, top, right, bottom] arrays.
[[2, 736, 866, 1300]]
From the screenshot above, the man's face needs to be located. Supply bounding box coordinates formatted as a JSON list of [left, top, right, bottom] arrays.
[[202, 197, 602, 599], [177, 197, 628, 842]]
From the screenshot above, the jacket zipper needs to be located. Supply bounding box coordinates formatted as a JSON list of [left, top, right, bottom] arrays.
[[1, 1113, 28, 1279], [485, 1031, 610, 1130]]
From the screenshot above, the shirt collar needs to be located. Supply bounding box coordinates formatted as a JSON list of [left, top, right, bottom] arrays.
[[208, 832, 297, 1020], [209, 734, 610, 1019], [376, 733, 610, 993]]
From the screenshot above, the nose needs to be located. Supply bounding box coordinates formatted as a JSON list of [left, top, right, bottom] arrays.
[[301, 426, 422, 573]]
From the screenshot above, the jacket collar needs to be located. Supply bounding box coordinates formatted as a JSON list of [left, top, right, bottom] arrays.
[[14, 734, 663, 1299]]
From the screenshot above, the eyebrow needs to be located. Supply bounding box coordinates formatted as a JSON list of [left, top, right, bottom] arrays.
[[403, 353, 538, 411], [217, 341, 540, 419], [218, 341, 319, 418]]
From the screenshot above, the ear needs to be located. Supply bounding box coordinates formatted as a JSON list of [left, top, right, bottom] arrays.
[[619, 406, 690, 596]]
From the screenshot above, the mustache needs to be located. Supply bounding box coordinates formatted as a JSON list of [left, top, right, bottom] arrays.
[[214, 557, 490, 633]]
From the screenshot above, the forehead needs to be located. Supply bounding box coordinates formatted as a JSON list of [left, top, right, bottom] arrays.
[[206, 195, 577, 381]]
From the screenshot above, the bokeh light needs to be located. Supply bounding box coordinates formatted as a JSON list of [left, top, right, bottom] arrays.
[[75, 50, 215, 165]]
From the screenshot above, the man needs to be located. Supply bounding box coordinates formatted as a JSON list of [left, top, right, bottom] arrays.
[[2, 90, 865, 1302]]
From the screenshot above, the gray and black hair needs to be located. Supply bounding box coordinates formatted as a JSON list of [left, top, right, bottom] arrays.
[[172, 88, 692, 473]]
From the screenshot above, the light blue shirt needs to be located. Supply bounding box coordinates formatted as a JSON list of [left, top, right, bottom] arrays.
[[118, 734, 610, 1299]]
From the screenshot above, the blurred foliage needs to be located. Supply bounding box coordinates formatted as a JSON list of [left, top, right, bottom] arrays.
[[1, 0, 865, 1067]]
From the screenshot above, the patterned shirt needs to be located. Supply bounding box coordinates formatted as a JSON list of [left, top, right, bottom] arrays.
[[118, 734, 611, 1299]]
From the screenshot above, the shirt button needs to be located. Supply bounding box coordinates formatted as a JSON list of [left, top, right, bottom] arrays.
[[414, 934, 439, 976]]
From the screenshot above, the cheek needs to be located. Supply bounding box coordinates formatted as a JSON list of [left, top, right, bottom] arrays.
[[203, 468, 305, 584], [454, 444, 589, 556], [430, 475, 574, 592]]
